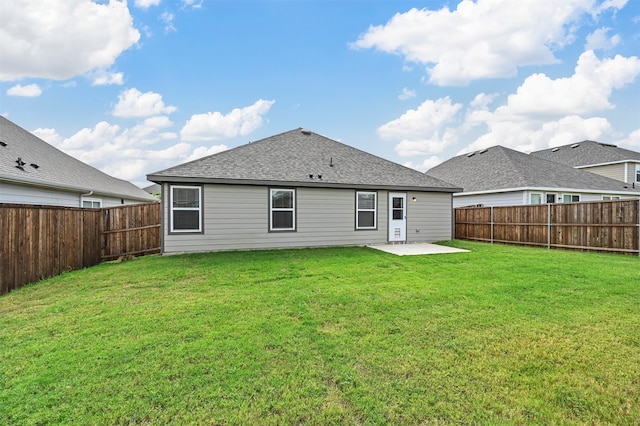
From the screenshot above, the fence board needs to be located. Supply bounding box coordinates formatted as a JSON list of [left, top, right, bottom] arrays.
[[0, 202, 160, 295], [455, 199, 640, 255]]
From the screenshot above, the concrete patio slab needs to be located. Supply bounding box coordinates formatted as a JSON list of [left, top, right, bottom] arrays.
[[367, 243, 470, 256]]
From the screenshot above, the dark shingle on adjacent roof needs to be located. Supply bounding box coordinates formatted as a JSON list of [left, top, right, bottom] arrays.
[[0, 116, 156, 202], [426, 145, 640, 194], [148, 128, 461, 192], [530, 140, 640, 167]]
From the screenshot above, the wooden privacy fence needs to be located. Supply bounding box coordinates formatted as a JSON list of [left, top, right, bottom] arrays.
[[455, 199, 640, 255], [0, 202, 160, 295]]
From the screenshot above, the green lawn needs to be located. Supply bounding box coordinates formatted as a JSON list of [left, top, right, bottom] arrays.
[[1, 241, 638, 425]]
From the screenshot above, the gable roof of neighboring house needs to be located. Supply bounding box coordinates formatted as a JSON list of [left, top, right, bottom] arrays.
[[530, 140, 640, 167], [0, 116, 156, 202], [426, 145, 640, 195], [148, 128, 461, 192]]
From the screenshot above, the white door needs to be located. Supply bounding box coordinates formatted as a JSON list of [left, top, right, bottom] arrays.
[[388, 193, 407, 242]]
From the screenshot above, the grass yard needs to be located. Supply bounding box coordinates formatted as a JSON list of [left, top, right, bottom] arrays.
[[1, 241, 639, 425]]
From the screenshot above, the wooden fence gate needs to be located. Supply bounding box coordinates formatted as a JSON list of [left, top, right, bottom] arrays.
[[0, 202, 161, 295], [455, 199, 640, 255]]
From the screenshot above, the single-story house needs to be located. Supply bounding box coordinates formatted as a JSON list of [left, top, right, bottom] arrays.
[[530, 140, 640, 186], [147, 128, 461, 254], [0, 116, 157, 207], [426, 145, 640, 208]]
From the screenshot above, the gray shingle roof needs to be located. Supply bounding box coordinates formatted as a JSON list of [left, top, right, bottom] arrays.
[[530, 140, 640, 166], [0, 116, 157, 202], [426, 145, 640, 194], [148, 128, 461, 192]]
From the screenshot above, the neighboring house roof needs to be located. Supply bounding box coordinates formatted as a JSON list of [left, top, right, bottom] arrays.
[[426, 145, 640, 195], [143, 183, 161, 194], [148, 128, 461, 192], [530, 140, 640, 167], [0, 116, 156, 202]]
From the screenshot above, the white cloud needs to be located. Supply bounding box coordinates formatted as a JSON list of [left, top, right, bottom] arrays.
[[352, 0, 626, 85], [181, 99, 276, 142], [112, 88, 177, 118], [398, 87, 416, 100], [377, 97, 462, 155], [182, 0, 203, 9], [403, 156, 443, 172], [35, 119, 191, 185], [161, 12, 176, 33], [7, 83, 42, 97], [383, 50, 638, 164], [0, 0, 140, 81], [186, 145, 229, 162], [90, 70, 124, 86], [585, 27, 620, 50], [135, 0, 161, 8], [616, 129, 640, 148], [505, 50, 640, 117]]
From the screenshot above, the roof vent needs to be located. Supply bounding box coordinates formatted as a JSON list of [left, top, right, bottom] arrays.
[[478, 149, 488, 154], [599, 143, 617, 148], [30, 163, 39, 169], [467, 152, 476, 158], [570, 143, 579, 148], [329, 157, 334, 167], [16, 157, 25, 167], [0, 141, 7, 147], [300, 129, 312, 135]]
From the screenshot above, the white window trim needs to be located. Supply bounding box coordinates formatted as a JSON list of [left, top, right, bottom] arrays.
[[170, 185, 202, 233], [356, 191, 377, 229], [635, 164, 640, 183], [603, 195, 621, 201], [269, 188, 296, 231], [82, 198, 102, 208]]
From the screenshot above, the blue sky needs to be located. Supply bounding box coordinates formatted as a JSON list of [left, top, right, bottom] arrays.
[[1, 0, 639, 187]]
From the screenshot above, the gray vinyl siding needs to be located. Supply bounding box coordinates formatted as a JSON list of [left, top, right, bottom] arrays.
[[406, 191, 453, 242], [162, 183, 454, 253], [0, 181, 153, 207], [581, 164, 625, 182], [0, 182, 80, 206], [452, 191, 525, 208]]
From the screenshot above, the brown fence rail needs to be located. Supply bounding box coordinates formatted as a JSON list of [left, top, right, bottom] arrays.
[[0, 202, 160, 295], [455, 199, 640, 255]]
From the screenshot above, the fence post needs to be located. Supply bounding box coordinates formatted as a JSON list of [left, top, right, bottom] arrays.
[[547, 203, 551, 250], [637, 198, 640, 257], [490, 206, 494, 244]]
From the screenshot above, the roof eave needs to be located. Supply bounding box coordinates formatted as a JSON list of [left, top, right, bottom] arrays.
[[454, 186, 640, 197], [146, 175, 462, 193]]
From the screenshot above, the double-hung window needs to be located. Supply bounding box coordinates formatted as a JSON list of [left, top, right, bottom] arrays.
[[356, 191, 377, 229], [270, 188, 295, 231], [170, 185, 202, 232], [530, 193, 542, 204], [82, 198, 101, 208]]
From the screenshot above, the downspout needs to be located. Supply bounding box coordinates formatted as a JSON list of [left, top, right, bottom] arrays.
[[80, 190, 93, 207]]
